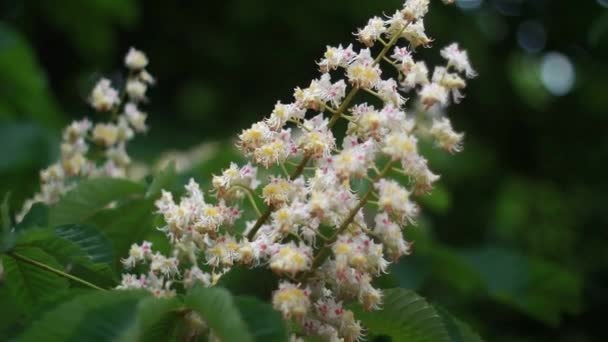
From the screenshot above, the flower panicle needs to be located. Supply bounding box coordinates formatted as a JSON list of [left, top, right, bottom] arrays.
[[112, 1, 473, 341], [17, 47, 155, 222]]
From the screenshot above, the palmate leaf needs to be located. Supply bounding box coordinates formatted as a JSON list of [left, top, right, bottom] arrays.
[[2, 247, 69, 312], [351, 288, 450, 342], [185, 285, 287, 342], [49, 178, 145, 226]]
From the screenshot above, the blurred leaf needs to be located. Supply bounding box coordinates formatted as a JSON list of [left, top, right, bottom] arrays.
[[0, 123, 55, 174], [146, 161, 177, 198], [507, 53, 550, 110], [463, 246, 582, 325], [14, 202, 49, 232], [217, 266, 278, 300], [419, 184, 451, 214], [38, 0, 138, 62], [118, 296, 183, 341], [49, 178, 145, 226], [185, 286, 252, 342], [19, 290, 148, 341], [1, 192, 14, 251], [234, 296, 288, 342], [351, 288, 450, 342], [0, 24, 63, 127]]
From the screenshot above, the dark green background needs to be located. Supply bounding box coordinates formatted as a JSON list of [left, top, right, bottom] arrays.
[[1, 0, 607, 340]]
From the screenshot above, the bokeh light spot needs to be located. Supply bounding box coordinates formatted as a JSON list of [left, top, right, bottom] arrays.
[[517, 20, 546, 53], [540, 52, 575, 96], [456, 0, 483, 10]]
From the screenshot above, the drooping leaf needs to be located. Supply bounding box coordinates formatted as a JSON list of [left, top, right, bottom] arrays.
[[185, 286, 252, 342], [2, 247, 69, 313], [19, 290, 149, 341], [49, 178, 145, 226], [351, 288, 450, 342]]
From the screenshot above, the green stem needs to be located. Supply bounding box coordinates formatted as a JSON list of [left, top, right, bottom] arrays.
[[230, 185, 263, 218], [10, 252, 107, 291]]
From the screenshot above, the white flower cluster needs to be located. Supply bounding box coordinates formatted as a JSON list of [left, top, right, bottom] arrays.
[[118, 1, 474, 341], [17, 48, 154, 222]]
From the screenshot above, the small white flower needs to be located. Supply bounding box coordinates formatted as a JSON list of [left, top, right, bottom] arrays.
[[402, 19, 432, 48], [89, 78, 119, 111], [440, 43, 476, 78], [273, 282, 311, 320], [124, 47, 149, 70], [356, 16, 386, 47], [419, 83, 449, 108], [124, 103, 148, 132], [429, 117, 464, 153], [126, 79, 148, 101], [402, 0, 430, 21]]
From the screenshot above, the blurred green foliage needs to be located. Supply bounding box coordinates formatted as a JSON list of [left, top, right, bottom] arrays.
[[1, 0, 607, 340]]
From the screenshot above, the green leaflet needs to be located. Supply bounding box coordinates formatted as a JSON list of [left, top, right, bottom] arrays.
[[49, 178, 145, 226], [18, 290, 149, 341], [185, 285, 288, 342], [2, 247, 69, 312], [351, 288, 450, 342]]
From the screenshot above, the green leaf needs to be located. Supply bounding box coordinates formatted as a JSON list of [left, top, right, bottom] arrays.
[[15, 225, 116, 287], [463, 247, 582, 325], [0, 24, 63, 128], [1, 192, 15, 251], [185, 286, 252, 342], [234, 296, 288, 342], [54, 224, 113, 265], [351, 288, 450, 342], [435, 306, 484, 342], [85, 198, 157, 269], [2, 247, 69, 313], [14, 202, 49, 232], [146, 161, 177, 198], [217, 266, 279, 300], [19, 290, 149, 341], [49, 178, 145, 226], [117, 296, 183, 341]]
